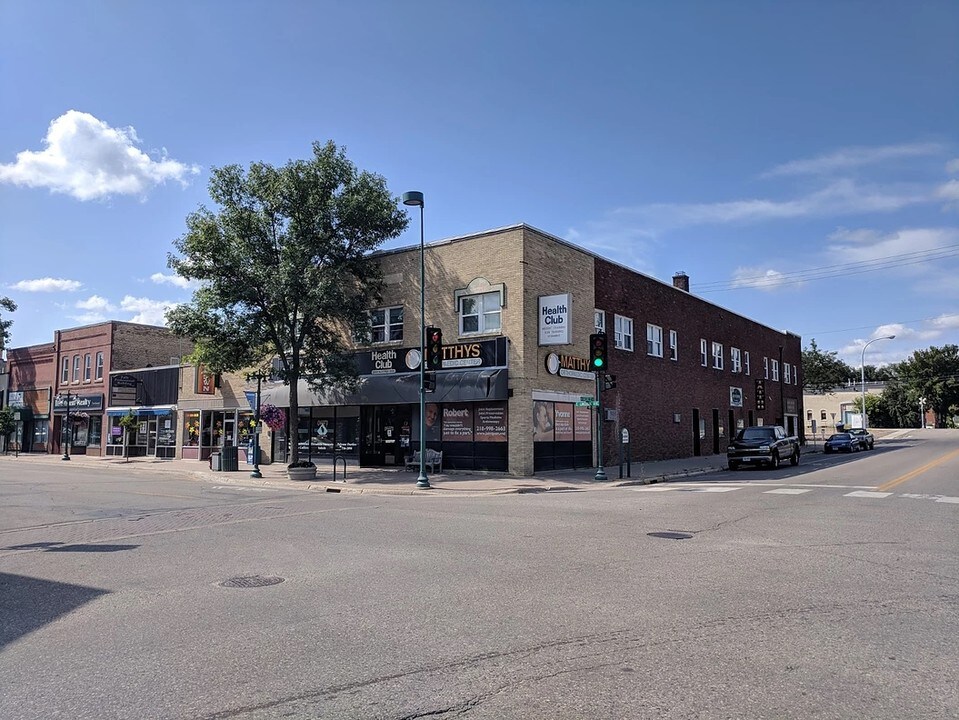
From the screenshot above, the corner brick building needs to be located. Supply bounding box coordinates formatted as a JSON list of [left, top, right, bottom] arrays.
[[259, 224, 803, 476]]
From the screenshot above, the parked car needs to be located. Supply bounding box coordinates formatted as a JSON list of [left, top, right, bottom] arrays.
[[727, 425, 800, 470], [847, 428, 874, 450], [823, 432, 862, 453]]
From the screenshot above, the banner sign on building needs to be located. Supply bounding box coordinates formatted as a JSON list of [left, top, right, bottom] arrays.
[[353, 337, 507, 376], [441, 404, 474, 441], [474, 402, 508, 442], [196, 366, 216, 395], [729, 387, 743, 408], [538, 293, 571, 346], [8, 391, 25, 408], [54, 394, 104, 413], [544, 352, 595, 381]]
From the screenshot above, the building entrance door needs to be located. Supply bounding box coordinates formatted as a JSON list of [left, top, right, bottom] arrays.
[[360, 405, 412, 467], [147, 419, 158, 456]]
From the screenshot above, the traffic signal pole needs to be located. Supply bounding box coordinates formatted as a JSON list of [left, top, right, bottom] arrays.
[[595, 370, 607, 481]]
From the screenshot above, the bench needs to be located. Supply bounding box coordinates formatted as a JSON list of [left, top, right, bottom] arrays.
[[405, 448, 443, 474]]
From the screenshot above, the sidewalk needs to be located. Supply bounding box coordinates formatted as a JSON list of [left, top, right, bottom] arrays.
[[0, 449, 731, 496]]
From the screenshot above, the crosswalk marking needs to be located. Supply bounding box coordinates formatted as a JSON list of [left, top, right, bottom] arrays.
[[763, 488, 813, 495], [631, 485, 957, 507], [935, 497, 959, 504], [844, 491, 893, 499], [685, 487, 740, 493]]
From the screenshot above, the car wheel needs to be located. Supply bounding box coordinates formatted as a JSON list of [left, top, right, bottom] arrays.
[[728, 461, 739, 471], [770, 452, 780, 469], [790, 449, 799, 466], [869, 442, 874, 450]]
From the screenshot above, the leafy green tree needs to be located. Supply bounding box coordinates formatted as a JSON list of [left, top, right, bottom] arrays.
[[167, 141, 408, 465], [0, 407, 15, 445], [851, 393, 889, 427], [802, 339, 855, 393], [879, 378, 919, 428], [893, 345, 959, 428], [0, 296, 16, 352]]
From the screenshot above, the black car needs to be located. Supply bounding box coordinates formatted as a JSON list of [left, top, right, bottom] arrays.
[[847, 428, 874, 450], [823, 432, 862, 453]]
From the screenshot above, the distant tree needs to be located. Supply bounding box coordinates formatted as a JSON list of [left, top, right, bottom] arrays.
[[802, 339, 855, 393], [879, 379, 918, 429], [851, 393, 890, 428], [167, 141, 408, 465], [0, 407, 15, 443], [861, 364, 895, 382], [0, 296, 16, 352], [893, 345, 959, 428]]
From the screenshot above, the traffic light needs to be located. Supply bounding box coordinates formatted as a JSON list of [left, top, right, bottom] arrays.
[[589, 332, 608, 371], [603, 374, 617, 391], [423, 372, 436, 393], [425, 326, 443, 370], [755, 378, 766, 410]]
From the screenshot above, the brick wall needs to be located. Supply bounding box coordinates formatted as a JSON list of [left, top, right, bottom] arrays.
[[111, 322, 193, 370]]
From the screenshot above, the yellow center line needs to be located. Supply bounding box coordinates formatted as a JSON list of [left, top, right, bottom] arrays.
[[877, 448, 959, 492]]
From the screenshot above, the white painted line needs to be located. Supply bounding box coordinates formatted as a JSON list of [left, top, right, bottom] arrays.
[[935, 497, 959, 504], [845, 491, 893, 499], [763, 488, 813, 495], [687, 487, 741, 493], [633, 486, 677, 492], [900, 493, 937, 500], [796, 484, 878, 490]]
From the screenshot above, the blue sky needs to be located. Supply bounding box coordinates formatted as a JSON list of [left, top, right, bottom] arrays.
[[2, 0, 957, 369]]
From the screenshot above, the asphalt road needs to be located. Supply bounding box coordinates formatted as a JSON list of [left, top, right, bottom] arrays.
[[1, 430, 957, 719]]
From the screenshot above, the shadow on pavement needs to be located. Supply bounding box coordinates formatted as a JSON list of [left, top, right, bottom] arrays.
[[0, 572, 111, 650]]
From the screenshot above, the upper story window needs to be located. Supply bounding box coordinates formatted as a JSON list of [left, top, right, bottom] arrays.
[[771, 359, 780, 381], [83, 354, 92, 382], [744, 351, 751, 376], [459, 291, 501, 335], [646, 324, 663, 357], [711, 342, 724, 370], [764, 356, 769, 379], [784, 362, 792, 384], [700, 339, 708, 366], [731, 347, 742, 373], [72, 355, 81, 383], [669, 330, 678, 361], [594, 310, 605, 332], [614, 315, 633, 351], [370, 306, 404, 343], [61, 357, 70, 383], [821, 409, 827, 421], [95, 352, 104, 381]]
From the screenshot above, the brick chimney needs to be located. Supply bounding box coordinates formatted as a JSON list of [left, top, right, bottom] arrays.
[[672, 271, 689, 292]]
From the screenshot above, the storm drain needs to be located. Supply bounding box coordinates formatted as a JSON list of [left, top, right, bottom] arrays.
[[219, 575, 285, 589], [647, 531, 694, 540]]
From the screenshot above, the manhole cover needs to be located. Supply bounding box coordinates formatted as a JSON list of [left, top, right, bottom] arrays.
[[219, 575, 285, 588], [647, 531, 694, 540]]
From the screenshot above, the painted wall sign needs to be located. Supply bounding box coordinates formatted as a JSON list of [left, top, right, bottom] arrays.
[[538, 293, 571, 346], [554, 403, 575, 441], [545, 352, 595, 381]]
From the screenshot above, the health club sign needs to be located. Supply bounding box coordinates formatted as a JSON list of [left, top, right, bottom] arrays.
[[538, 293, 571, 346]]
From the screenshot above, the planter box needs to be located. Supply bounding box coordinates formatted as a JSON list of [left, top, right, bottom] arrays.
[[287, 466, 317, 481]]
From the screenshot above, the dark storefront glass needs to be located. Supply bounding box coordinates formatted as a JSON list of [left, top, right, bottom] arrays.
[[534, 400, 593, 472]]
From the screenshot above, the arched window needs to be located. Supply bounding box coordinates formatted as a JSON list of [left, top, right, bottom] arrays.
[[820, 410, 827, 421]]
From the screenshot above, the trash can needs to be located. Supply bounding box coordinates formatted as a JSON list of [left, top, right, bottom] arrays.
[[210, 451, 222, 472], [221, 445, 239, 472]]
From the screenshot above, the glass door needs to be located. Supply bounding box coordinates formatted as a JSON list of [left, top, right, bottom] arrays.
[[360, 405, 412, 466], [147, 419, 158, 455]]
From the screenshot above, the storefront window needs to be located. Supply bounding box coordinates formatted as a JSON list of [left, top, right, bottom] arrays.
[[183, 412, 200, 446], [157, 415, 177, 448], [108, 417, 124, 445], [88, 416, 102, 447], [33, 420, 49, 449]]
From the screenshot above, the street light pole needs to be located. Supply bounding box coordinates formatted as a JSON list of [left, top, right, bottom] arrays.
[[61, 391, 72, 461], [861, 335, 894, 430], [402, 190, 430, 489], [246, 372, 266, 479]]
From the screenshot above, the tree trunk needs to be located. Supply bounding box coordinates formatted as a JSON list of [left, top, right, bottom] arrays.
[[288, 371, 299, 464]]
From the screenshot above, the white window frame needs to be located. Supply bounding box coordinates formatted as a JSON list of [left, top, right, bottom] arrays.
[[744, 351, 751, 376], [646, 323, 663, 358], [613, 315, 634, 351], [95, 352, 104, 381], [369, 305, 404, 343], [459, 291, 501, 336], [700, 339, 708, 367], [712, 342, 724, 370], [83, 353, 92, 382], [731, 347, 742, 374], [784, 362, 791, 384], [772, 359, 780, 382], [669, 330, 678, 361], [764, 356, 769, 379], [73, 355, 81, 383], [61, 357, 70, 383], [594, 310, 605, 332]]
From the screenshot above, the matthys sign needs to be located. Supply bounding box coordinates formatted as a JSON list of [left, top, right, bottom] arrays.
[[538, 293, 571, 346]]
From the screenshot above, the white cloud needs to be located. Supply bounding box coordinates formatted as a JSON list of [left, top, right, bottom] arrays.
[[119, 296, 178, 326], [150, 272, 198, 290], [68, 312, 109, 325], [947, 158, 959, 174], [826, 227, 959, 263], [11, 277, 82, 292], [937, 179, 959, 209], [75, 294, 116, 312], [622, 179, 931, 230], [0, 110, 200, 201], [730, 267, 794, 292], [929, 312, 959, 330], [763, 142, 943, 178]]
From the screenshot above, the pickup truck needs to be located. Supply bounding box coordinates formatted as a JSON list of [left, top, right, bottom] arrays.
[[727, 425, 800, 470]]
